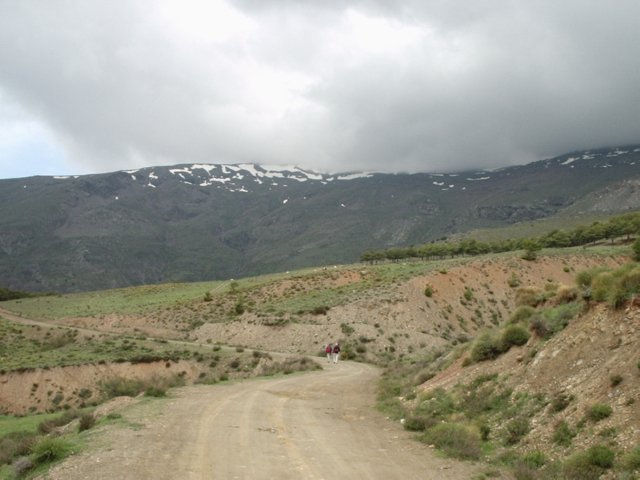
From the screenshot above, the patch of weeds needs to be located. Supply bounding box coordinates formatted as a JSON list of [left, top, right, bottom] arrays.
[[507, 274, 521, 288], [549, 393, 574, 413], [78, 413, 96, 432], [620, 446, 640, 471], [419, 422, 481, 460], [610, 374, 623, 387], [501, 325, 530, 348], [553, 420, 575, 447], [32, 437, 74, 464], [586, 403, 612, 422], [508, 306, 535, 324], [504, 417, 530, 445], [340, 323, 355, 336]]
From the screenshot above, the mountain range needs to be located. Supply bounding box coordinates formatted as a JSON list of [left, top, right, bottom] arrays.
[[1, 145, 639, 293]]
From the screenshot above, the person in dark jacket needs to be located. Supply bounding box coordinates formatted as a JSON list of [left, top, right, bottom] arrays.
[[332, 342, 341, 363]]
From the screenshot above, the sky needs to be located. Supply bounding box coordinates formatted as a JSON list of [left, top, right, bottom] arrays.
[[1, 1, 640, 179]]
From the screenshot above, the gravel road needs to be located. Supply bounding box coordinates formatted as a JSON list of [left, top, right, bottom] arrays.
[[39, 361, 480, 480]]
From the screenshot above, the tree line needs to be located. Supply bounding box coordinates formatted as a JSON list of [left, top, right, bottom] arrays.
[[360, 212, 640, 264]]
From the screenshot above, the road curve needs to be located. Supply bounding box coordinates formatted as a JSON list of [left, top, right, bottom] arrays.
[[41, 361, 479, 480]]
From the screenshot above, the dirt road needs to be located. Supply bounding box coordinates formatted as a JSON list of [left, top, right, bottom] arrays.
[[40, 361, 480, 480]]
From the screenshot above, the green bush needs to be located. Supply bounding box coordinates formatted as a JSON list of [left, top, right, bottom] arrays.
[[144, 386, 167, 397], [521, 450, 547, 469], [515, 287, 545, 307], [553, 420, 575, 447], [78, 413, 96, 432], [508, 306, 535, 324], [591, 272, 616, 302], [340, 323, 354, 335], [501, 325, 530, 348], [504, 417, 530, 445], [620, 446, 640, 471], [529, 303, 581, 339], [0, 431, 37, 466], [610, 374, 623, 387], [550, 393, 573, 413], [633, 238, 640, 261], [420, 423, 481, 460], [424, 285, 433, 297], [32, 437, 73, 464], [587, 403, 612, 422], [470, 332, 503, 362], [586, 445, 615, 468], [100, 377, 146, 398], [575, 267, 610, 288], [403, 416, 435, 432]]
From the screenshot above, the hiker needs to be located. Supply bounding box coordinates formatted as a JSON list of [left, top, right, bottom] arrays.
[[325, 343, 333, 362], [332, 342, 341, 363]]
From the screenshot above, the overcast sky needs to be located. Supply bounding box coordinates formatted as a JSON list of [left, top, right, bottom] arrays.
[[1, 1, 639, 179]]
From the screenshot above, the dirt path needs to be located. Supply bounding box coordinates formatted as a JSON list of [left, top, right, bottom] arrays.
[[39, 362, 482, 480]]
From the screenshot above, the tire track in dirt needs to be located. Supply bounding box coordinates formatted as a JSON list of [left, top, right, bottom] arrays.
[[40, 361, 483, 480]]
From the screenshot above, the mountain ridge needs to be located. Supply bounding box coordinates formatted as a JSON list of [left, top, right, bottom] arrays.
[[1, 145, 640, 292]]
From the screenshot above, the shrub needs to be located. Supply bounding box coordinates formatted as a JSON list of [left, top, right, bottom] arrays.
[[32, 437, 73, 464], [610, 374, 623, 387], [633, 238, 640, 261], [311, 305, 329, 315], [13, 456, 34, 476], [620, 446, 640, 471], [587, 403, 612, 422], [37, 410, 78, 434], [586, 445, 615, 468], [0, 432, 37, 465], [504, 417, 530, 445], [550, 393, 573, 413], [100, 377, 146, 398], [501, 325, 530, 348], [575, 267, 610, 288], [529, 303, 581, 339], [420, 423, 481, 460], [515, 287, 545, 307], [610, 266, 640, 308], [521, 450, 547, 469], [463, 288, 473, 301], [529, 315, 549, 338], [424, 285, 433, 297], [403, 416, 434, 432], [470, 333, 503, 362], [340, 323, 354, 335], [508, 306, 535, 324], [553, 420, 575, 447], [78, 413, 96, 432], [144, 386, 167, 397], [554, 285, 579, 304], [507, 274, 521, 288], [591, 272, 615, 302], [562, 452, 606, 480]]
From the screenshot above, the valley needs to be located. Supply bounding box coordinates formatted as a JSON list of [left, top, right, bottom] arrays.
[[1, 245, 639, 479]]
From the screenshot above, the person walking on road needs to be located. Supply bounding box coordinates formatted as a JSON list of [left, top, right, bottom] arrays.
[[332, 343, 341, 363], [325, 343, 333, 362]]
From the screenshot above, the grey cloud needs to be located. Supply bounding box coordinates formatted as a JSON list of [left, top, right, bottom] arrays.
[[0, 1, 639, 177]]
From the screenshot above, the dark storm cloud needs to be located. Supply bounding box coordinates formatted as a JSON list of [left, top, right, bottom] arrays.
[[0, 1, 639, 177]]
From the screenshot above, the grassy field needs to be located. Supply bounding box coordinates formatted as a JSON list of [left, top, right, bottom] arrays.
[[0, 316, 237, 372]]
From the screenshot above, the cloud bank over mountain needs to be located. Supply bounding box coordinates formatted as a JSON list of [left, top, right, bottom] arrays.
[[1, 1, 639, 178]]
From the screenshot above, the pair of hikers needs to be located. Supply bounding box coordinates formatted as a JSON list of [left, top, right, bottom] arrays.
[[324, 343, 341, 363]]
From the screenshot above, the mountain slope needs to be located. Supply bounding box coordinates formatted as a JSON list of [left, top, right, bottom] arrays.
[[1, 145, 639, 292]]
